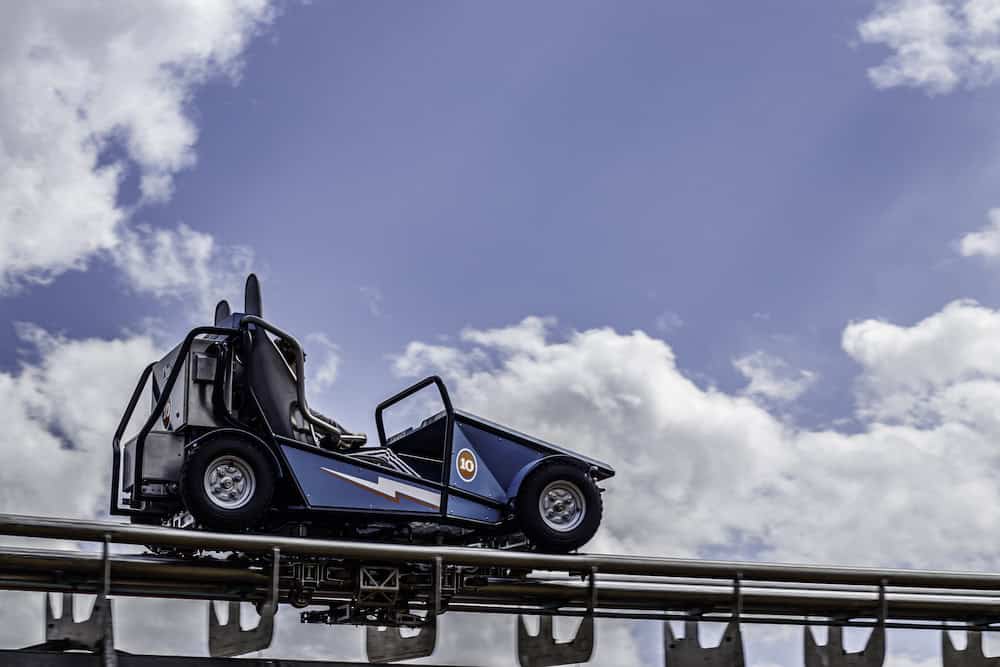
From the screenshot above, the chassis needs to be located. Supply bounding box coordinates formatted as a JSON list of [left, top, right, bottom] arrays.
[[111, 275, 614, 552]]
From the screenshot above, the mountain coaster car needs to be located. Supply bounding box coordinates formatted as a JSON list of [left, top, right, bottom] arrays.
[[111, 275, 614, 552]]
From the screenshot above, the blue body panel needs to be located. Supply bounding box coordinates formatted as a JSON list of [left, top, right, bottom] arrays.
[[276, 406, 613, 527], [448, 424, 511, 502], [446, 493, 504, 523], [453, 410, 615, 479], [450, 421, 543, 503], [282, 444, 441, 514]]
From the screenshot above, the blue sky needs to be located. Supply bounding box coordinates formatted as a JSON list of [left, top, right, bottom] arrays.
[[7, 1, 1000, 664], [8, 0, 1000, 433]]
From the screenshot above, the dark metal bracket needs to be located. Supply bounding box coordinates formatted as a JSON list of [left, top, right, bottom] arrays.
[[664, 620, 745, 667], [208, 546, 279, 657], [804, 624, 886, 667], [365, 557, 442, 664], [366, 619, 437, 664], [29, 535, 116, 665], [943, 629, 1000, 666], [517, 614, 595, 667], [517, 566, 597, 667]]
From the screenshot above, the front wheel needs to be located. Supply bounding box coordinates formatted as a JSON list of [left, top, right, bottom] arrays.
[[180, 434, 276, 531], [517, 463, 602, 553]]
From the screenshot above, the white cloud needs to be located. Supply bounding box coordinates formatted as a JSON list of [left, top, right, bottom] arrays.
[[958, 208, 1000, 257], [6, 304, 1000, 663], [305, 332, 341, 392], [0, 1, 274, 291], [733, 350, 817, 402], [858, 0, 1000, 93], [393, 312, 1000, 573], [842, 298, 1000, 424], [0, 324, 158, 518], [388, 307, 1000, 662], [113, 222, 254, 317]]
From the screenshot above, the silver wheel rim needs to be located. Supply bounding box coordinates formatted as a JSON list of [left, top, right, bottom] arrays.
[[539, 480, 586, 532], [203, 455, 256, 510]]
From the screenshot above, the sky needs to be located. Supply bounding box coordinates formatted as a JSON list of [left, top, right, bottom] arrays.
[[5, 0, 1000, 665]]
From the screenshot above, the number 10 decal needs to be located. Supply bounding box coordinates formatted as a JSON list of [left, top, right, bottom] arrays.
[[456, 448, 478, 482]]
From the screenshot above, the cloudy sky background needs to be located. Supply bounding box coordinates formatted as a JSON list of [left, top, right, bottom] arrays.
[[4, 1, 1000, 665]]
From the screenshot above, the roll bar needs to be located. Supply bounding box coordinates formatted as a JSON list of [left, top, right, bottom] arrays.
[[112, 325, 238, 512], [111, 318, 369, 514], [374, 375, 454, 448], [110, 361, 156, 515]]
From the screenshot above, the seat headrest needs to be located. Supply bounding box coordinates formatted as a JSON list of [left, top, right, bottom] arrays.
[[244, 273, 262, 317]]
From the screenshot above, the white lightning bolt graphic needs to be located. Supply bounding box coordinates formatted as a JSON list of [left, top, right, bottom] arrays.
[[321, 468, 440, 509]]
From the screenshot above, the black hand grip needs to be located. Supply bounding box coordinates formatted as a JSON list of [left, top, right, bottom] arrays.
[[375, 376, 454, 447]]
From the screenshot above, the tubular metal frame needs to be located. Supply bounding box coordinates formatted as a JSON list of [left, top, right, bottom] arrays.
[[0, 513, 998, 632]]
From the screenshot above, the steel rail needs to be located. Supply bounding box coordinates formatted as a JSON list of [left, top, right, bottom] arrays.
[[0, 546, 999, 629], [0, 546, 268, 585], [3, 513, 1000, 591]]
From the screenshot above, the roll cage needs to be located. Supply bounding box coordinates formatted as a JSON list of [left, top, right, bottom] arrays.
[[110, 316, 476, 521]]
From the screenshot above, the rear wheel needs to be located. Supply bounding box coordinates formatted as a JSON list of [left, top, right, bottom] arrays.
[[180, 435, 275, 531], [517, 462, 602, 553]]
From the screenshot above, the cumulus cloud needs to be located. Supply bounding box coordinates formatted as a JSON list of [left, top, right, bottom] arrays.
[[113, 223, 255, 317], [6, 304, 1000, 663], [958, 208, 1000, 258], [0, 1, 273, 292], [393, 313, 1000, 571], [388, 309, 1000, 662], [733, 350, 817, 402], [0, 324, 158, 518], [858, 0, 1000, 93], [842, 298, 1000, 425], [305, 332, 341, 392]]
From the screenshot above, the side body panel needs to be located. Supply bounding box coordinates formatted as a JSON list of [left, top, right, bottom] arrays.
[[448, 421, 543, 504], [281, 444, 442, 514], [123, 431, 185, 491], [453, 410, 615, 479]]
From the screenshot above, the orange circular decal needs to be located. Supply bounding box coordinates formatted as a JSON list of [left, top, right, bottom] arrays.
[[456, 448, 478, 482]]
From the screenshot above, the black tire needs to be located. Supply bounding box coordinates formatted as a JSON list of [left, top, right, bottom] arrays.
[[517, 462, 602, 553], [180, 434, 276, 531]]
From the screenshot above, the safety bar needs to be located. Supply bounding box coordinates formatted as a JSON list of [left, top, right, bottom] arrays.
[[110, 362, 155, 515], [239, 316, 366, 447], [374, 376, 455, 447]]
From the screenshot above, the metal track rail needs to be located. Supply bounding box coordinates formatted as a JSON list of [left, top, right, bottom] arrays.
[[1, 513, 999, 666], [0, 547, 998, 627], [0, 514, 998, 628], [2, 513, 999, 590]]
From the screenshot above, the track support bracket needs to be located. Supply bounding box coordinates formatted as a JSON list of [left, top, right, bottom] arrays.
[[30, 535, 116, 666], [943, 629, 1000, 666], [804, 624, 885, 667], [208, 546, 279, 657], [366, 618, 437, 664], [663, 620, 745, 667], [365, 557, 442, 664], [517, 614, 594, 667]]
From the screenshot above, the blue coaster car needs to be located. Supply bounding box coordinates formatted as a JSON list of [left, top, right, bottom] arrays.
[[111, 276, 614, 552]]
